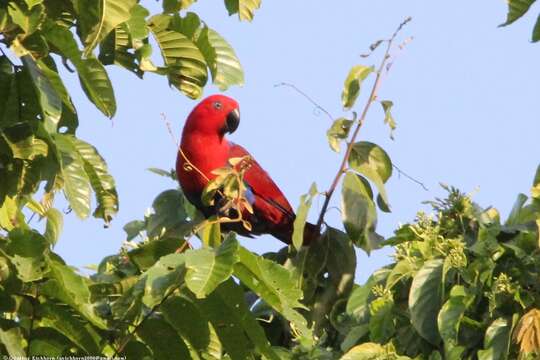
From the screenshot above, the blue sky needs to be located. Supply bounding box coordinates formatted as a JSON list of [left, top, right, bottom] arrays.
[[53, 1, 540, 283]]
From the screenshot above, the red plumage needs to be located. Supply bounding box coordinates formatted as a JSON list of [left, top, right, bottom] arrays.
[[176, 95, 315, 244]]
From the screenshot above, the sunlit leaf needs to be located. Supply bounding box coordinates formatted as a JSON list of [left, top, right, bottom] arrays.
[[438, 285, 471, 358], [500, 0, 536, 26], [380, 100, 396, 139], [72, 137, 118, 223], [148, 14, 207, 99], [409, 259, 443, 345], [0, 319, 26, 356], [477, 315, 518, 360], [141, 253, 186, 308], [82, 0, 138, 57], [233, 246, 312, 343], [341, 65, 374, 109], [341, 172, 382, 253], [21, 56, 61, 133], [43, 23, 117, 117], [327, 117, 353, 153], [292, 182, 317, 250], [44, 208, 63, 245], [5, 228, 48, 281], [196, 27, 244, 90], [54, 134, 92, 219], [348, 141, 392, 211], [224, 0, 262, 22], [185, 234, 239, 298], [340, 342, 386, 360]]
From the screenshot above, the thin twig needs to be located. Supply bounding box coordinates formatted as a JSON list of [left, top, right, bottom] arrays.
[[160, 113, 179, 148], [315, 18, 412, 232], [274, 82, 334, 122], [392, 163, 429, 191]]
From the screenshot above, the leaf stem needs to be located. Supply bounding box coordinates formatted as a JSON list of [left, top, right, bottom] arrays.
[[315, 18, 411, 232]]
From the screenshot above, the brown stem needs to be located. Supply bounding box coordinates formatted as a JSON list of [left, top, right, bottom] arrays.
[[315, 18, 411, 232]]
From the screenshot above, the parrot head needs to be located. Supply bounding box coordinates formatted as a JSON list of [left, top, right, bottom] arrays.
[[184, 94, 240, 136]]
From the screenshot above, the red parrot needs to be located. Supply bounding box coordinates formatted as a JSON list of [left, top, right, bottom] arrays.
[[176, 94, 316, 245]]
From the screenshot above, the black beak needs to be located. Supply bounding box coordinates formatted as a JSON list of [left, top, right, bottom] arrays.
[[225, 108, 240, 134]]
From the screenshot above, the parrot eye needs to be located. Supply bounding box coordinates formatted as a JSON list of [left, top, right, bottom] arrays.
[[213, 101, 223, 110]]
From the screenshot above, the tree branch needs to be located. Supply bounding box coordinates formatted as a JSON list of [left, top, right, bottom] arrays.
[[315, 18, 412, 232]]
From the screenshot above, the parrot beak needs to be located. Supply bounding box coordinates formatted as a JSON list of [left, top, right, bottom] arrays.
[[225, 108, 240, 134]]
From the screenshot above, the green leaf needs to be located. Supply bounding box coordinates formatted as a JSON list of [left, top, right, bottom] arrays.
[[409, 259, 443, 345], [78, 57, 117, 118], [44, 208, 63, 245], [386, 260, 415, 289], [28, 327, 75, 357], [341, 172, 382, 253], [21, 56, 62, 133], [233, 246, 312, 343], [185, 234, 239, 298], [200, 219, 222, 247], [145, 189, 190, 239], [72, 137, 118, 223], [341, 65, 374, 109], [348, 141, 392, 211], [5, 228, 48, 281], [477, 316, 518, 360], [126, 4, 149, 42], [82, 0, 138, 57], [197, 280, 279, 360], [0, 197, 20, 231], [163, 0, 198, 12], [505, 193, 528, 226], [43, 23, 117, 117], [141, 253, 186, 308], [54, 134, 92, 219], [292, 182, 317, 250], [2, 133, 48, 160], [368, 296, 395, 343], [0, 319, 26, 356], [224, 0, 262, 21], [162, 295, 222, 359], [532, 164, 540, 200], [500, 0, 536, 26], [37, 302, 101, 355], [340, 342, 386, 360], [7, 2, 44, 36], [438, 285, 471, 358], [148, 14, 208, 99], [533, 14, 540, 42], [196, 27, 244, 90], [42, 257, 107, 329], [381, 100, 396, 139], [136, 317, 191, 359], [327, 117, 354, 152]]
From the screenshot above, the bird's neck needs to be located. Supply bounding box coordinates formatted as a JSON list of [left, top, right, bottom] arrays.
[[177, 131, 230, 191]]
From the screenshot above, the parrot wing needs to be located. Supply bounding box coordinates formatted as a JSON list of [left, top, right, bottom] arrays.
[[228, 143, 295, 237]]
